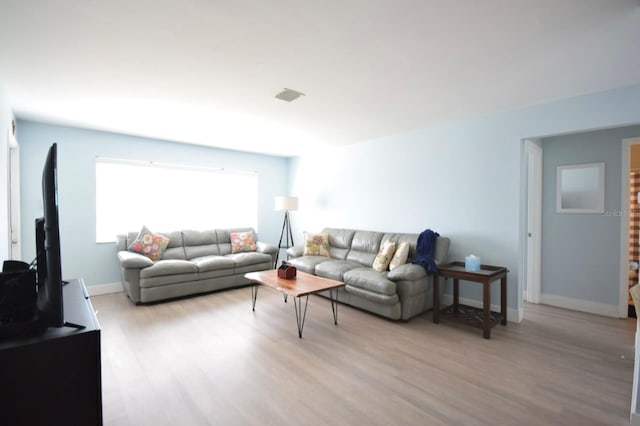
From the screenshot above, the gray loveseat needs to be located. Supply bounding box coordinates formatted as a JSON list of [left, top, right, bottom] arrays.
[[286, 228, 449, 321], [116, 227, 277, 304]]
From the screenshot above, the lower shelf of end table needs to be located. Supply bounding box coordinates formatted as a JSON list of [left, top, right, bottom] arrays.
[[440, 304, 505, 332]]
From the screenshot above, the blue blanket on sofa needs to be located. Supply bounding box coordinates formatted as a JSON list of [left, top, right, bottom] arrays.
[[411, 229, 439, 274]]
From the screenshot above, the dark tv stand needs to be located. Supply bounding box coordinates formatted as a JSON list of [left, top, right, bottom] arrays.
[[0, 278, 102, 425]]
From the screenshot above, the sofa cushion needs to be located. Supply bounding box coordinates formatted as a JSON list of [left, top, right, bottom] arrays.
[[128, 226, 170, 261], [323, 228, 356, 260], [372, 240, 396, 272], [315, 260, 360, 281], [226, 252, 272, 267], [183, 229, 220, 259], [185, 244, 220, 259], [140, 273, 198, 288], [344, 285, 400, 305], [346, 231, 384, 267], [191, 255, 235, 272], [287, 256, 329, 274], [140, 259, 198, 278], [160, 231, 187, 260], [230, 231, 257, 253], [343, 267, 396, 296], [303, 232, 330, 257]]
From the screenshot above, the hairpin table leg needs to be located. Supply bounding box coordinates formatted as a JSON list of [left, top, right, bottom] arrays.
[[251, 285, 259, 311], [293, 295, 309, 338]]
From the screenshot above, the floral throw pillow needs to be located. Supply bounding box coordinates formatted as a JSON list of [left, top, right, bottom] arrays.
[[303, 232, 330, 257], [128, 226, 170, 261], [389, 241, 410, 271], [230, 231, 257, 253], [373, 240, 397, 272]]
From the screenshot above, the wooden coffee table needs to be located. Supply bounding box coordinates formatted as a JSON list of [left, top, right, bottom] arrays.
[[244, 270, 346, 338]]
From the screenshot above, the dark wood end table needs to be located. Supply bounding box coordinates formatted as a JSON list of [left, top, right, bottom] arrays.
[[433, 261, 508, 339]]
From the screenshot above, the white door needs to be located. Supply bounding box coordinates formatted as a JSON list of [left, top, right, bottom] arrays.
[[525, 140, 542, 304]]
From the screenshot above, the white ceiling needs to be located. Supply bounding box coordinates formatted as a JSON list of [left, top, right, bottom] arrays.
[[1, 0, 640, 157]]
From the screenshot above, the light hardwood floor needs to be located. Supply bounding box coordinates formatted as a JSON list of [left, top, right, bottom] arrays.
[[92, 287, 636, 426]]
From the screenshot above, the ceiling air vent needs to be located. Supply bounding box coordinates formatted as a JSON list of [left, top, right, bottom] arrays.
[[275, 88, 305, 102]]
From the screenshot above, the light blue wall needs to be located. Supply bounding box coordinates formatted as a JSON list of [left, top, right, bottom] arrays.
[[290, 84, 640, 312], [12, 84, 640, 310], [541, 125, 640, 306], [0, 85, 14, 261], [16, 120, 290, 287]]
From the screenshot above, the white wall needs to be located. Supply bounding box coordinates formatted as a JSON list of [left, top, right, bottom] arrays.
[[290, 84, 640, 314], [17, 120, 290, 288], [0, 85, 14, 262]]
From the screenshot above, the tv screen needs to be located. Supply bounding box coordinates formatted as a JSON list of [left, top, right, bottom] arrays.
[[35, 143, 64, 327]]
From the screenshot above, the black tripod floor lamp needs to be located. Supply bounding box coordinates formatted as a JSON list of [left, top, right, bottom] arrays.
[[274, 196, 298, 268]]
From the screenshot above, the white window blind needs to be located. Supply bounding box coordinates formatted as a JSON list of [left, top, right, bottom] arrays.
[[95, 158, 258, 243]]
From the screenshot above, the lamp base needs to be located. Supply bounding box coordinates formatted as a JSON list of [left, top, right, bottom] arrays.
[[274, 211, 294, 268]]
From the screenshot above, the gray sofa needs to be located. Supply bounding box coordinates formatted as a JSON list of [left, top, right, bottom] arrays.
[[116, 227, 277, 304], [286, 228, 450, 321]]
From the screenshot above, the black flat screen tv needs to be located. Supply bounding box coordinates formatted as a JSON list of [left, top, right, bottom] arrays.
[[35, 143, 64, 328]]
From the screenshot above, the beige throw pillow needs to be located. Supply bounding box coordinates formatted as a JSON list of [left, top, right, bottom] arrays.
[[303, 232, 331, 257], [373, 240, 396, 272], [389, 241, 410, 271]]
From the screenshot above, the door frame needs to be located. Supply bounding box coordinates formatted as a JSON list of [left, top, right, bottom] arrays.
[[518, 138, 542, 322], [620, 137, 640, 318], [7, 128, 20, 260]]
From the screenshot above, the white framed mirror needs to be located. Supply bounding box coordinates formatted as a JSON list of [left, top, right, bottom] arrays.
[[556, 162, 605, 213]]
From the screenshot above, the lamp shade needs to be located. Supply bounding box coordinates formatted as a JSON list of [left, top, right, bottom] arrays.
[[275, 196, 298, 211]]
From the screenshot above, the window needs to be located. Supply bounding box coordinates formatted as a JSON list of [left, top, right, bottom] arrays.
[[96, 158, 258, 243]]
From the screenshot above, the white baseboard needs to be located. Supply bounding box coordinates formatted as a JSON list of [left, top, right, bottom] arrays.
[[440, 294, 520, 323], [87, 282, 123, 296], [541, 293, 621, 318]]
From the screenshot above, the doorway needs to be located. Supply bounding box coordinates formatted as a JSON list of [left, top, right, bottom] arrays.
[[522, 129, 639, 320], [623, 138, 640, 318]]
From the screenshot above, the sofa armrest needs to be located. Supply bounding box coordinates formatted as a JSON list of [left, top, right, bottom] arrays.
[[117, 250, 153, 268], [387, 263, 427, 281], [257, 241, 278, 266], [287, 246, 304, 259], [116, 251, 149, 304], [256, 241, 277, 255]]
